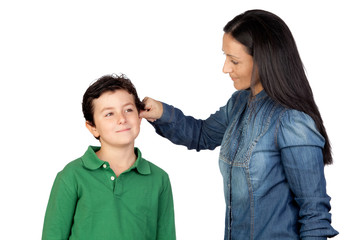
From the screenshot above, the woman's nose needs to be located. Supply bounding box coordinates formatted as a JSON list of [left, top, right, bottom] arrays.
[[222, 59, 232, 74]]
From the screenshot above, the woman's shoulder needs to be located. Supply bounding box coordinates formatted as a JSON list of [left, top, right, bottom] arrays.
[[280, 109, 316, 126], [277, 109, 325, 148]]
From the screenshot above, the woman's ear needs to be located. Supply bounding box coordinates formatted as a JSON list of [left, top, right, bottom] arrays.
[[85, 121, 100, 139]]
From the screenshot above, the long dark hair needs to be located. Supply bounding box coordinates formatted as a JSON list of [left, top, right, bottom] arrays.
[[224, 9, 332, 165]]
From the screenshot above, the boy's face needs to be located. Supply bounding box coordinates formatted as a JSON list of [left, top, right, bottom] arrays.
[[86, 89, 142, 148]]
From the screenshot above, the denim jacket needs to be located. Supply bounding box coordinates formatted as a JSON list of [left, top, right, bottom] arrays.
[[151, 90, 338, 240]]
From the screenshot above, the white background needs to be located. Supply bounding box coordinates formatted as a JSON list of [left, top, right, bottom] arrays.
[[1, 0, 359, 239]]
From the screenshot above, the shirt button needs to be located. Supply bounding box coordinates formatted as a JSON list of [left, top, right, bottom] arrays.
[[103, 164, 107, 168], [110, 176, 115, 181]]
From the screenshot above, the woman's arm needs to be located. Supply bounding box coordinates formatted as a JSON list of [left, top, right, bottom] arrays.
[[141, 97, 232, 151], [277, 110, 338, 239]]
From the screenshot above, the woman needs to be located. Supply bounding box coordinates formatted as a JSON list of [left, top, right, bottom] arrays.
[[141, 10, 338, 239]]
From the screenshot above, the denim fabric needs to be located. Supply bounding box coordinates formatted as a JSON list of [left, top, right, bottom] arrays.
[[151, 90, 338, 240]]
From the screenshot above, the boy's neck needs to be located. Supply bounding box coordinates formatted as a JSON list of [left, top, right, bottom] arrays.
[[96, 144, 137, 177]]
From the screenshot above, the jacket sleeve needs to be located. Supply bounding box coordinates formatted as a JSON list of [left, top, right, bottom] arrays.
[[149, 93, 240, 151], [156, 174, 176, 240], [277, 110, 338, 239], [42, 172, 77, 240]]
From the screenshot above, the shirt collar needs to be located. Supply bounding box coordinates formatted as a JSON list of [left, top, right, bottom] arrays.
[[255, 89, 267, 99], [131, 148, 151, 175], [81, 146, 151, 175], [247, 89, 267, 101]]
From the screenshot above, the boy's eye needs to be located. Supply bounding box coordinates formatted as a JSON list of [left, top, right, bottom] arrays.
[[125, 108, 134, 113], [105, 112, 113, 117]]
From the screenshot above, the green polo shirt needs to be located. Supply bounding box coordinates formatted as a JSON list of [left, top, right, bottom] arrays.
[[42, 146, 175, 240]]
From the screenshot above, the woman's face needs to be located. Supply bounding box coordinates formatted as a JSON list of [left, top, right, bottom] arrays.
[[222, 33, 263, 94]]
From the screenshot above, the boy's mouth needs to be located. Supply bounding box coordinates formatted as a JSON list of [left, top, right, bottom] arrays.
[[116, 128, 130, 133]]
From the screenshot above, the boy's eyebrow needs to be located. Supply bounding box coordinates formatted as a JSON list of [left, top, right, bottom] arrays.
[[100, 107, 115, 113], [100, 103, 135, 112]]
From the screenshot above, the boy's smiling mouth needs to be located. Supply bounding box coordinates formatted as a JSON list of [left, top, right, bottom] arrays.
[[116, 128, 130, 133]]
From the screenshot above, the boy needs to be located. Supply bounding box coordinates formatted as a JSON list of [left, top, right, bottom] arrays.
[[42, 74, 176, 239]]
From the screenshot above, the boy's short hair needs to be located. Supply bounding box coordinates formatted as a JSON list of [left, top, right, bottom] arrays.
[[82, 74, 145, 127]]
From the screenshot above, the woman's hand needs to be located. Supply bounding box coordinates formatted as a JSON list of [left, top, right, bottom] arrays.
[[140, 97, 163, 122]]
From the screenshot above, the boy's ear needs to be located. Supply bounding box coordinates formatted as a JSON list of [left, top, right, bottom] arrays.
[[85, 121, 100, 139], [138, 114, 143, 124]]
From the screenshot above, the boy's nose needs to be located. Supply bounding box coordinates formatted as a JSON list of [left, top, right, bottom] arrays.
[[118, 114, 126, 124]]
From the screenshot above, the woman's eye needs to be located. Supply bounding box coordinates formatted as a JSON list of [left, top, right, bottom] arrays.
[[125, 108, 133, 113], [231, 60, 239, 65]]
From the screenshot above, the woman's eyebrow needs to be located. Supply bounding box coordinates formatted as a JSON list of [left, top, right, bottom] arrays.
[[222, 50, 241, 60]]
